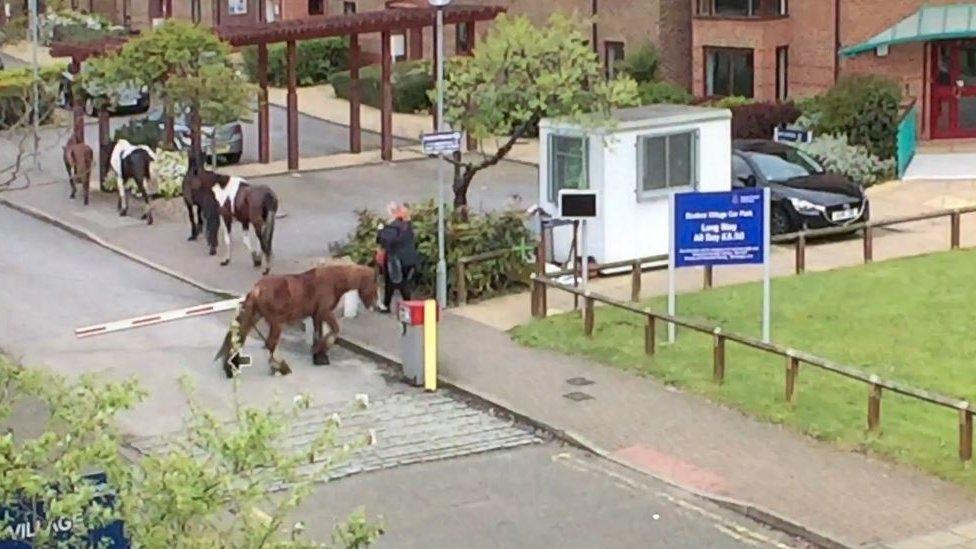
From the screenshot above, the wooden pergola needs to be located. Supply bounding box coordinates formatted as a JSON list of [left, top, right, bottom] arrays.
[[51, 5, 503, 180]]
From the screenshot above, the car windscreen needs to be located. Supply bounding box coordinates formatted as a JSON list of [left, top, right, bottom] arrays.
[[747, 148, 824, 182]]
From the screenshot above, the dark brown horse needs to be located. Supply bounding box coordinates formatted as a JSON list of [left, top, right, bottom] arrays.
[[214, 264, 379, 378], [212, 174, 278, 275], [182, 151, 221, 253], [63, 137, 93, 205]]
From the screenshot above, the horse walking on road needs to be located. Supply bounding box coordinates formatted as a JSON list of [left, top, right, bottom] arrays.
[[182, 151, 221, 253], [109, 139, 157, 224], [214, 264, 379, 378], [63, 136, 93, 205], [211, 173, 279, 275]]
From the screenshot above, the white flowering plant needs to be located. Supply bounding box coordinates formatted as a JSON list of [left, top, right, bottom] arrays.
[[103, 149, 187, 199]]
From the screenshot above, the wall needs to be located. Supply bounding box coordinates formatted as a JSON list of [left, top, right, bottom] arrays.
[[538, 112, 732, 265]]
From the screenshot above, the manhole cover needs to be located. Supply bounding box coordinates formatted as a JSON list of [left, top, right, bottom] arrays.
[[563, 391, 594, 402], [566, 377, 594, 386]]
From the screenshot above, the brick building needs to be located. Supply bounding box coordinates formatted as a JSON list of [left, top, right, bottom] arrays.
[[691, 0, 976, 140]]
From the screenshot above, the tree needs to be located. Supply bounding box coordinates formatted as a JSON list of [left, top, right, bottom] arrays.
[[438, 13, 639, 216], [82, 21, 253, 157], [0, 357, 383, 547], [0, 66, 68, 191]]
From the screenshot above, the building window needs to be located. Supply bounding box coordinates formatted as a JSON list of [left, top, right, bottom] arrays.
[[549, 135, 588, 201], [456, 24, 472, 54], [638, 131, 698, 197], [391, 33, 407, 62], [343, 1, 355, 14], [776, 46, 788, 101], [605, 41, 625, 79], [705, 47, 754, 98], [307, 0, 323, 15], [697, 0, 787, 16]]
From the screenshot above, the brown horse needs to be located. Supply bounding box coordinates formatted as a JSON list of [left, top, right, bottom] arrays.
[[63, 137, 93, 205], [212, 174, 278, 275], [214, 264, 379, 378]]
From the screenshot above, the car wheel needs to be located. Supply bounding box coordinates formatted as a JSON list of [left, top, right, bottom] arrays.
[[223, 152, 242, 165], [770, 204, 793, 235]]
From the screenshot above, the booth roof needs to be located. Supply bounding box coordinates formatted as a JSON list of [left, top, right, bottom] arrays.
[[540, 104, 731, 133]]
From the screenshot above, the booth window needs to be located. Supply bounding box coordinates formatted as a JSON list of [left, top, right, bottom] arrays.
[[638, 131, 698, 198], [549, 135, 588, 201]]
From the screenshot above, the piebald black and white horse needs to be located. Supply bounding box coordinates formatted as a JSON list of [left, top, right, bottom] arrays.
[[108, 139, 156, 224], [211, 173, 279, 275]]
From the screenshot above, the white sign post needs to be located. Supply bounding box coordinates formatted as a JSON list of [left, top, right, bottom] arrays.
[[762, 186, 771, 343], [667, 192, 676, 343]]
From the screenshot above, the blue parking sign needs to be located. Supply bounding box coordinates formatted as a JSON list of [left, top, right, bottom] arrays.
[[674, 189, 766, 268]]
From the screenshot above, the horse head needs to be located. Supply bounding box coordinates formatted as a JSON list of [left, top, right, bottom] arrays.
[[355, 265, 379, 310]]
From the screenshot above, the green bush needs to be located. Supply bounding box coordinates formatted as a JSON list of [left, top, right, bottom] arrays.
[[242, 38, 348, 87], [341, 200, 533, 301], [0, 65, 62, 129], [637, 81, 692, 105], [330, 60, 433, 114], [51, 24, 126, 44], [113, 117, 165, 149], [796, 133, 895, 187], [803, 75, 901, 160], [703, 95, 755, 109], [615, 43, 660, 84], [0, 16, 28, 45]]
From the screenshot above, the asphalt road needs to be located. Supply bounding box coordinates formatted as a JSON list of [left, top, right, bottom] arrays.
[[0, 206, 800, 547]]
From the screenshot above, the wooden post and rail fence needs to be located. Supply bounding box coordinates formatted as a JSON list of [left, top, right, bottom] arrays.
[[524, 204, 976, 462]]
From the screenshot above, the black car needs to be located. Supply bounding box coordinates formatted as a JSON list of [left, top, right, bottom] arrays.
[[732, 139, 870, 235]]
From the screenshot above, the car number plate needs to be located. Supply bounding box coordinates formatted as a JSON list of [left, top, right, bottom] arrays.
[[832, 208, 858, 222]]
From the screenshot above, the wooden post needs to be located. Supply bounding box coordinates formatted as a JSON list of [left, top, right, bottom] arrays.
[[257, 43, 270, 164], [69, 60, 84, 145], [785, 355, 799, 404], [644, 313, 655, 356], [409, 27, 423, 60], [380, 30, 393, 162], [532, 278, 547, 319], [631, 260, 641, 302], [960, 408, 973, 462], [97, 108, 110, 188], [286, 40, 299, 171], [713, 329, 725, 384], [868, 383, 882, 432], [703, 265, 713, 290], [863, 226, 874, 263], [951, 211, 961, 250], [431, 24, 439, 131], [456, 261, 467, 306], [795, 233, 806, 274], [584, 295, 594, 338], [349, 33, 362, 154]]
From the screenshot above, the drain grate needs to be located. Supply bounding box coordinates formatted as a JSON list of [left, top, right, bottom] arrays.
[[566, 377, 595, 386], [563, 391, 594, 402]]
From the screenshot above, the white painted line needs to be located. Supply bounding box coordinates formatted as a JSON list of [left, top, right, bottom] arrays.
[[75, 297, 244, 339]]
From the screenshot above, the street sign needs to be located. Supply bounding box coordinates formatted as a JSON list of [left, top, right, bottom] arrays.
[[773, 124, 813, 144], [669, 188, 772, 343], [557, 189, 598, 219], [673, 189, 765, 268], [421, 131, 463, 155], [0, 473, 128, 548]]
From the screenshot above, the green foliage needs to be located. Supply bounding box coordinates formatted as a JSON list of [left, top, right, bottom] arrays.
[[0, 64, 63, 129], [801, 75, 901, 160], [440, 13, 639, 142], [330, 60, 432, 114], [44, 10, 125, 44], [113, 116, 165, 149], [242, 38, 349, 87], [103, 148, 186, 198], [796, 133, 895, 187], [703, 95, 754, 109], [0, 16, 28, 45], [0, 356, 383, 547], [637, 81, 693, 105], [342, 201, 534, 301], [614, 42, 660, 84]]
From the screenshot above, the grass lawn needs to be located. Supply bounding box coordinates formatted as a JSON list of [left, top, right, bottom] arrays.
[[512, 249, 976, 488]]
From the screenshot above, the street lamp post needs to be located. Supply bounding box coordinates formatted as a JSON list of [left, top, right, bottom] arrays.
[[429, 0, 450, 307]]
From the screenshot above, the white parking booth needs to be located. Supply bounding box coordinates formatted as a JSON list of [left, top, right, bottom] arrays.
[[538, 104, 733, 266]]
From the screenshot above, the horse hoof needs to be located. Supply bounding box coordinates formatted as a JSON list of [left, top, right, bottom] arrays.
[[119, 210, 127, 217], [83, 198, 89, 206], [313, 353, 330, 366], [140, 213, 148, 220], [262, 267, 271, 275], [209, 248, 217, 256], [188, 234, 198, 242], [279, 361, 293, 375], [220, 259, 230, 266], [252, 256, 262, 268], [146, 217, 154, 226]]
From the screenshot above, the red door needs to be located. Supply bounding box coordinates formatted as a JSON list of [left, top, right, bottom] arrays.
[[931, 40, 976, 139]]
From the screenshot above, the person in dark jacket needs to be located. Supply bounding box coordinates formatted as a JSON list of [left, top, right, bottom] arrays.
[[376, 204, 422, 312]]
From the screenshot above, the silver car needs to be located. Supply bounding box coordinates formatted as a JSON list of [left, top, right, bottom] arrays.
[[145, 107, 244, 165]]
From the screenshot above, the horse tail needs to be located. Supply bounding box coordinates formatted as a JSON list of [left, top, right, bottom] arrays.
[[260, 191, 278, 259]]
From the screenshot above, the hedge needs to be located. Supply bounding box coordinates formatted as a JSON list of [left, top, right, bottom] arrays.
[[330, 60, 433, 114], [242, 38, 349, 87], [799, 75, 901, 160], [0, 65, 62, 129]]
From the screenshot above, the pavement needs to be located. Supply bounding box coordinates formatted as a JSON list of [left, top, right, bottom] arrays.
[[7, 169, 976, 547], [0, 204, 800, 548]]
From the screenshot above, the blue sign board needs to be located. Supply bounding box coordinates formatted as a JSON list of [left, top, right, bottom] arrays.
[[674, 189, 766, 268], [1, 473, 129, 548]]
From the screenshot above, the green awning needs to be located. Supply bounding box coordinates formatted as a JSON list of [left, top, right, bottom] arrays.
[[840, 4, 976, 57]]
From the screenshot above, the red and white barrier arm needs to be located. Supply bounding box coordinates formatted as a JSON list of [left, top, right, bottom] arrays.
[[74, 297, 245, 339]]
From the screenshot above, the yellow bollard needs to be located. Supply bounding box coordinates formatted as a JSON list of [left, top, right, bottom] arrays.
[[423, 299, 437, 392]]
